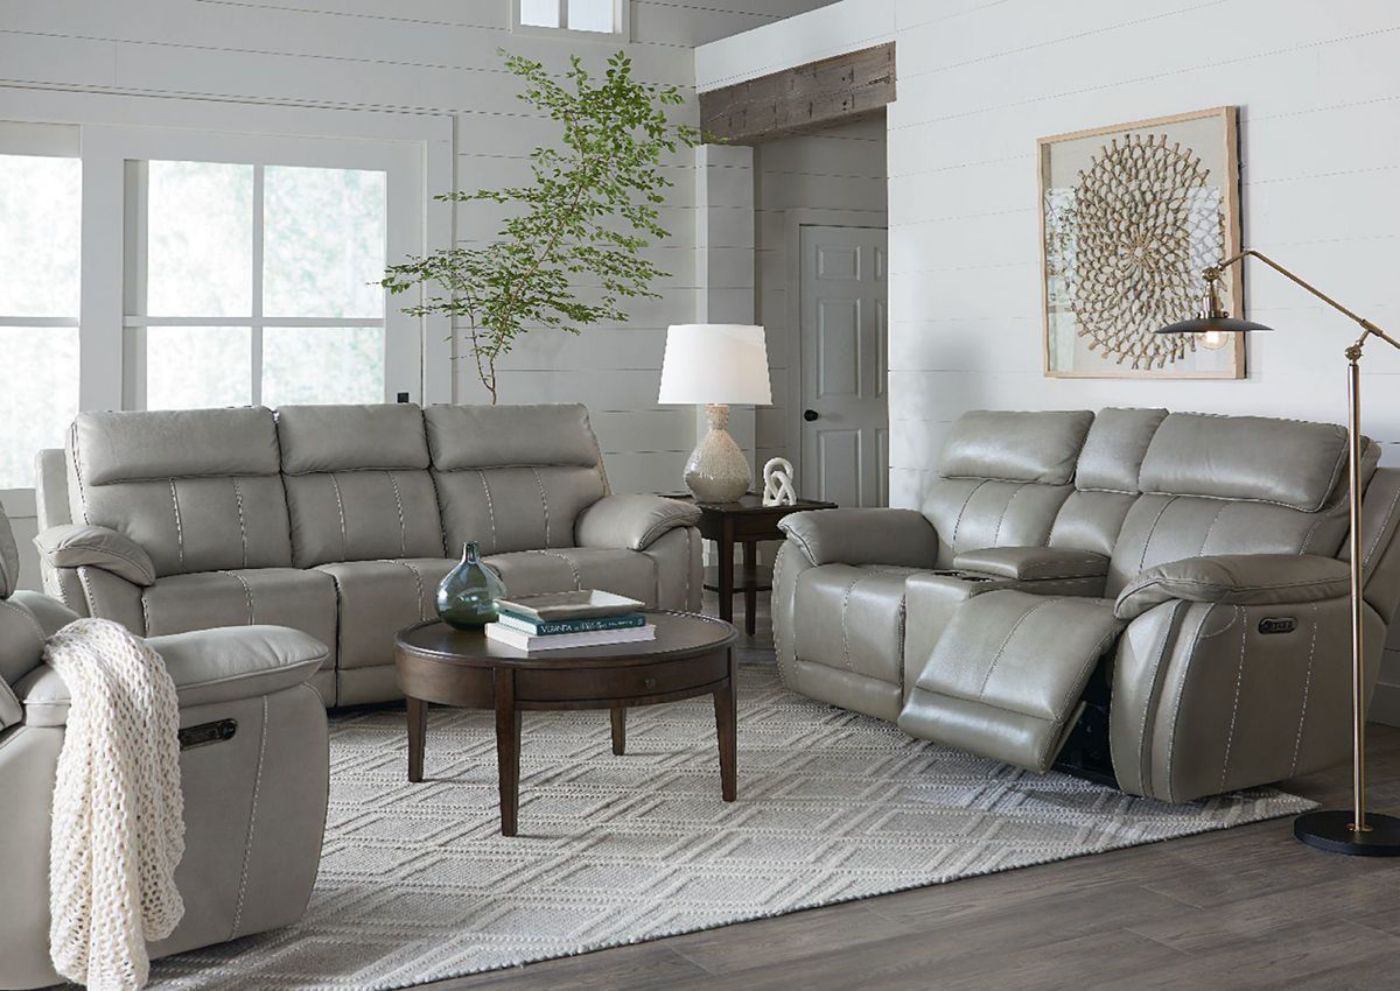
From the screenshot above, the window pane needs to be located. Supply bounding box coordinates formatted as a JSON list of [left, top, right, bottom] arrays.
[[0, 155, 81, 316], [145, 326, 252, 410], [146, 161, 253, 317], [0, 327, 78, 488], [263, 166, 386, 318], [567, 0, 614, 31], [520, 0, 560, 27], [262, 326, 384, 405]]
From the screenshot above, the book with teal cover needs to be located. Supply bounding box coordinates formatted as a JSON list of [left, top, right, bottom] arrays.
[[496, 611, 647, 637]]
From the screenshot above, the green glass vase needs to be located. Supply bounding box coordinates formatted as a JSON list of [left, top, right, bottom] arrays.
[[436, 541, 507, 630]]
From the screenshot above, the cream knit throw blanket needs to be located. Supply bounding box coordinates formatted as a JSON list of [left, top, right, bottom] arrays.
[[46, 618, 185, 991]]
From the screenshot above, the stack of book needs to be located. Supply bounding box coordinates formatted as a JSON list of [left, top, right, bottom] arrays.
[[484, 591, 656, 651]]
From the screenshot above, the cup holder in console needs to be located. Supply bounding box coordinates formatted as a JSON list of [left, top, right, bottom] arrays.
[[930, 570, 996, 583]]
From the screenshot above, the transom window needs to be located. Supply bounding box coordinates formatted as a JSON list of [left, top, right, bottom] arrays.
[[125, 160, 388, 410], [0, 124, 81, 489], [515, 0, 625, 35]]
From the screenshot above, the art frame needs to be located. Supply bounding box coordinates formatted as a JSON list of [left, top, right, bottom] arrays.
[[1039, 106, 1245, 379]]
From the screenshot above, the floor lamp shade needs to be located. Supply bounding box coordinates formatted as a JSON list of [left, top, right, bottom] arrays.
[[658, 324, 772, 503]]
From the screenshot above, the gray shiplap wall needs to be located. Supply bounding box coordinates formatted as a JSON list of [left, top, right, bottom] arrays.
[[0, 0, 835, 589]]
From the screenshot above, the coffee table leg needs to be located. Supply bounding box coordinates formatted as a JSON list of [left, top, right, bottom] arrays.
[[742, 540, 758, 637], [494, 668, 522, 837], [406, 696, 426, 783], [713, 648, 737, 802], [610, 704, 626, 755]]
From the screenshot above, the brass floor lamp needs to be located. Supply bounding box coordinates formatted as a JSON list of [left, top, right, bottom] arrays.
[[1158, 249, 1400, 856]]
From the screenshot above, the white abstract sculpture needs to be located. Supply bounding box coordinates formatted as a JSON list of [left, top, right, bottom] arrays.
[[761, 457, 797, 507]]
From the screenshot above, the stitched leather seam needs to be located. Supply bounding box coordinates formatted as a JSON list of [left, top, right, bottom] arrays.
[[992, 484, 1021, 545], [0, 598, 46, 642], [1363, 483, 1400, 567], [478, 471, 498, 553], [230, 695, 268, 940], [1300, 513, 1328, 553], [1134, 601, 1183, 794], [50, 543, 152, 580], [1197, 501, 1229, 556], [535, 550, 582, 588], [392, 559, 428, 621], [329, 474, 348, 561], [232, 478, 249, 568], [974, 599, 1055, 699], [1136, 496, 1176, 574], [1125, 573, 1347, 600], [1218, 607, 1248, 793], [1043, 623, 1122, 763], [1290, 601, 1319, 777], [386, 471, 408, 558], [138, 582, 152, 635], [839, 574, 862, 674], [169, 479, 185, 571], [25, 658, 327, 712], [949, 480, 988, 552], [222, 570, 256, 625], [530, 467, 551, 548], [70, 422, 90, 526], [784, 529, 820, 567], [1163, 603, 1216, 801]]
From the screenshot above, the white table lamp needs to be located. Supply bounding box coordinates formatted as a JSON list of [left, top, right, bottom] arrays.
[[658, 324, 772, 503]]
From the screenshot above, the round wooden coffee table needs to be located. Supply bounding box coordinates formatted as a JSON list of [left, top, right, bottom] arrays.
[[393, 611, 739, 836]]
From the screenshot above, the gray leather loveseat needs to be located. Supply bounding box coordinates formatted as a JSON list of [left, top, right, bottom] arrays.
[[775, 408, 1400, 802], [33, 403, 702, 707]]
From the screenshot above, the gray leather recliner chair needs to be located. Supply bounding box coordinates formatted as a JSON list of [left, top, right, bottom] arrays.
[[0, 505, 330, 990], [33, 403, 703, 707], [774, 408, 1400, 803]]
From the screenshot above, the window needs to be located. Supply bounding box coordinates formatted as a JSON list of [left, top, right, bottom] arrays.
[[514, 0, 626, 35], [0, 125, 81, 489], [126, 159, 388, 409]]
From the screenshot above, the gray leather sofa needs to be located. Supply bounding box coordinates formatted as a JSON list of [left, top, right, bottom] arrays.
[[775, 408, 1400, 802], [33, 403, 702, 707], [0, 504, 330, 990]]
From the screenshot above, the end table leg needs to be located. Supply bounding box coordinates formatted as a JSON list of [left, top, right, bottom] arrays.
[[713, 648, 738, 802], [610, 704, 626, 755], [718, 520, 735, 623], [495, 669, 522, 837], [742, 540, 758, 637], [406, 696, 426, 783]]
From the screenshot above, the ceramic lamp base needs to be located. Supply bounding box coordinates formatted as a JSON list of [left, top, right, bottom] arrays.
[[684, 404, 752, 503]]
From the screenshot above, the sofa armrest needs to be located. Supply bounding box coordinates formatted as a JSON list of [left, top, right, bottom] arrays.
[[952, 546, 1109, 581], [1115, 554, 1351, 621], [33, 524, 156, 587], [575, 495, 701, 551], [778, 508, 939, 568], [17, 624, 329, 728]]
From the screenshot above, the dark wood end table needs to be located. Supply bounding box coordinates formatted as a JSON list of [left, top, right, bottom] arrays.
[[663, 493, 838, 635], [393, 611, 739, 837]]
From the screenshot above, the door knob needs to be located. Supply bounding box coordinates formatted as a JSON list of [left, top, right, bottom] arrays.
[[803, 409, 819, 422]]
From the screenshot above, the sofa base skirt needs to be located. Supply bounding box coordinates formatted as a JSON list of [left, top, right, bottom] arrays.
[[788, 659, 901, 723]]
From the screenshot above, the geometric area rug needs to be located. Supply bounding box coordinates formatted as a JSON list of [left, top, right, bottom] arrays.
[[149, 667, 1313, 990]]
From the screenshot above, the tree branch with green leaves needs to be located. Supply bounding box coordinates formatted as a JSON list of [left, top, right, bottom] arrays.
[[383, 50, 701, 403]]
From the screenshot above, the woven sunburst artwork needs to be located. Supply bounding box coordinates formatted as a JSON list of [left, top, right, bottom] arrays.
[[1040, 108, 1244, 379]]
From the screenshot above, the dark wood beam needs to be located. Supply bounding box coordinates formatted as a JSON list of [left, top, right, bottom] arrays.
[[699, 42, 895, 145]]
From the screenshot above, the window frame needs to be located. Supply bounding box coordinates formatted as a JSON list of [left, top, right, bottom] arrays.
[[511, 0, 630, 39], [0, 121, 83, 507], [81, 125, 424, 412]]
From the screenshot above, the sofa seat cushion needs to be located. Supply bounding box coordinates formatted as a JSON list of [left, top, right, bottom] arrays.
[[18, 625, 328, 728], [793, 564, 920, 688], [897, 590, 1124, 773], [484, 547, 659, 606], [315, 558, 455, 670], [141, 568, 339, 674]]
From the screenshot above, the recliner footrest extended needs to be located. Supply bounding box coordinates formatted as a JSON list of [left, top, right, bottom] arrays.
[[896, 590, 1124, 772]]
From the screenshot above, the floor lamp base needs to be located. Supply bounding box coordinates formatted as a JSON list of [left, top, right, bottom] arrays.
[[1294, 809, 1400, 857]]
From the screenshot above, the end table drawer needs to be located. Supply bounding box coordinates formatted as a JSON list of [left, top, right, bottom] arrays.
[[514, 651, 729, 704]]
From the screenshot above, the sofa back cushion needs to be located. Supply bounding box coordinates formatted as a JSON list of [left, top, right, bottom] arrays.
[[67, 408, 291, 577], [276, 405, 444, 568], [921, 410, 1092, 566], [1104, 412, 1370, 594], [425, 404, 608, 556]]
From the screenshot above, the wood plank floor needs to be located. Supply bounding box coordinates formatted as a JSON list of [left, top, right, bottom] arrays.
[[424, 594, 1400, 991]]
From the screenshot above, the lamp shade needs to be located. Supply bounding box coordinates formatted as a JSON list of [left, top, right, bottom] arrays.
[[658, 324, 772, 405]]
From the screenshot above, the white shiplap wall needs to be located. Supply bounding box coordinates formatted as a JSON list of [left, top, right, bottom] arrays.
[[753, 115, 887, 471], [698, 0, 1400, 718], [0, 0, 834, 589]]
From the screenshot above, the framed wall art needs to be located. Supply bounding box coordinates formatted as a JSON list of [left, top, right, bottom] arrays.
[[1039, 106, 1244, 379]]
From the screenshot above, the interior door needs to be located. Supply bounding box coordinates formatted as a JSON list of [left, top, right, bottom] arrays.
[[799, 224, 889, 507]]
